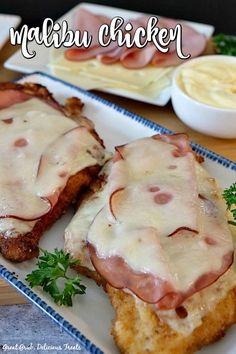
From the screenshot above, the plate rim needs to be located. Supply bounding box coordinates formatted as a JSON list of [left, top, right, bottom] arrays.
[[0, 70, 235, 354], [20, 71, 236, 170]]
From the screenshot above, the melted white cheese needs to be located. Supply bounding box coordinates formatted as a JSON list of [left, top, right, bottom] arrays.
[[67, 137, 233, 295], [87, 138, 233, 293], [0, 98, 105, 236], [65, 137, 235, 335], [156, 265, 236, 335], [65, 161, 111, 270]]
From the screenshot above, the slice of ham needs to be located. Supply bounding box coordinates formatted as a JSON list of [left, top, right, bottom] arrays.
[[98, 45, 126, 65], [119, 16, 167, 69], [65, 8, 118, 62], [0, 186, 51, 221], [0, 90, 30, 109], [152, 18, 207, 67], [0, 83, 105, 223], [88, 242, 177, 307], [64, 9, 207, 68], [73, 8, 110, 47], [113, 146, 125, 162], [153, 133, 193, 157], [65, 45, 117, 62], [89, 244, 233, 309], [0, 82, 63, 112], [97, 16, 147, 65], [120, 45, 157, 69], [87, 134, 234, 309], [109, 187, 125, 220]]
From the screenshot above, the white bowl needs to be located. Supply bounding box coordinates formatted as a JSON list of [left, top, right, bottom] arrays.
[[171, 55, 236, 139]]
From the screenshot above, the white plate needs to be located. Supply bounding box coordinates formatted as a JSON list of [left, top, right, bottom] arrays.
[[0, 72, 236, 354], [4, 3, 214, 106], [0, 14, 21, 51]]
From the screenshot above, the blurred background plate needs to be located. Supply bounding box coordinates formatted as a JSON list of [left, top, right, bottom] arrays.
[[4, 3, 214, 106]]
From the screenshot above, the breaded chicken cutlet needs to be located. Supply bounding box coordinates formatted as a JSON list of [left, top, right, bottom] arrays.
[[0, 82, 106, 262], [65, 134, 236, 354]]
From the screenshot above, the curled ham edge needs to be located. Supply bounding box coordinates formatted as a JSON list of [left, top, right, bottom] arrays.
[[89, 243, 233, 310], [0, 87, 62, 112], [0, 87, 77, 222], [64, 10, 207, 69], [0, 90, 31, 110], [88, 133, 234, 310]]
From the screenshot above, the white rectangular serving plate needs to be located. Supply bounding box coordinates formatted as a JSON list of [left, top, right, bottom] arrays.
[[4, 2, 214, 106], [0, 14, 21, 51], [0, 72, 236, 354]]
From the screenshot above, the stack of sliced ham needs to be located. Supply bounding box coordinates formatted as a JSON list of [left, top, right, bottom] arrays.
[[65, 9, 207, 69]]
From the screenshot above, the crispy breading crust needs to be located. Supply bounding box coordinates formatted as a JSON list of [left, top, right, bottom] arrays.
[[72, 264, 236, 354], [0, 83, 103, 262], [0, 165, 100, 262], [0, 82, 75, 111], [107, 285, 236, 354], [73, 264, 106, 288], [0, 81, 83, 114], [0, 82, 105, 145]]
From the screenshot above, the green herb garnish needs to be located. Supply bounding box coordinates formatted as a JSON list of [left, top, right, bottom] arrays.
[[213, 33, 236, 56], [223, 183, 236, 226], [26, 248, 86, 306]]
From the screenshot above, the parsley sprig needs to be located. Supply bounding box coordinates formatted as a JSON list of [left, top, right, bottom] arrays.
[[26, 249, 86, 306], [213, 34, 236, 56], [223, 183, 236, 226]]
